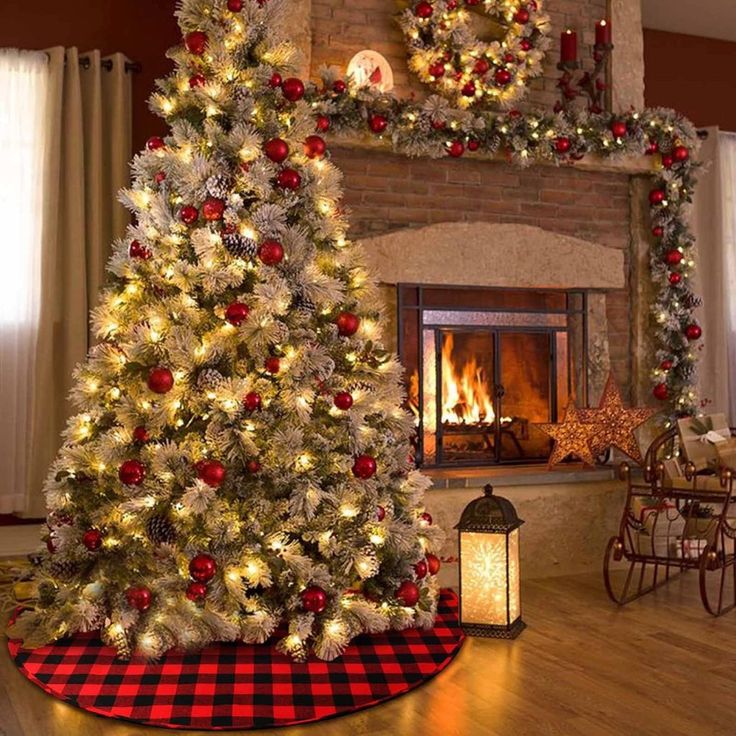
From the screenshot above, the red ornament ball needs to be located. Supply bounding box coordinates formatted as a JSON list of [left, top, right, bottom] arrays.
[[661, 154, 674, 170], [83, 529, 103, 551], [225, 301, 250, 326], [197, 459, 226, 487], [514, 7, 530, 23], [420, 511, 433, 526], [448, 140, 465, 158], [247, 460, 262, 474], [431, 119, 446, 130], [414, 560, 428, 579], [189, 554, 217, 582], [673, 145, 689, 162], [376, 505, 386, 522], [429, 61, 446, 78], [520, 38, 532, 51], [664, 249, 683, 266], [243, 391, 262, 412], [264, 138, 289, 163], [473, 58, 490, 75], [184, 31, 208, 56], [652, 225, 664, 238], [653, 383, 669, 401], [180, 205, 199, 224], [334, 391, 354, 410], [494, 68, 512, 86], [133, 426, 150, 443], [202, 197, 225, 222], [660, 359, 674, 371], [555, 137, 571, 154], [258, 239, 284, 265], [426, 553, 441, 575], [282, 77, 305, 102], [685, 324, 702, 341], [146, 136, 165, 152], [649, 188, 666, 205], [461, 80, 476, 97], [395, 580, 420, 607], [186, 581, 208, 601], [227, 0, 243, 10], [304, 135, 327, 159], [352, 454, 377, 480], [301, 585, 328, 613], [125, 586, 152, 612], [148, 366, 174, 394], [276, 168, 302, 190], [189, 73, 206, 88], [316, 115, 331, 132], [336, 311, 361, 336], [265, 356, 281, 375], [414, 0, 433, 18], [610, 120, 627, 138], [119, 460, 146, 487], [332, 79, 347, 94], [467, 139, 480, 152], [269, 72, 283, 88], [669, 271, 682, 286], [369, 114, 388, 134], [129, 240, 151, 260]]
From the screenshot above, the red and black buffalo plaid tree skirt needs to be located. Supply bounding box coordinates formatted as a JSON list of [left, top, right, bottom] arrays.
[[8, 590, 463, 730]]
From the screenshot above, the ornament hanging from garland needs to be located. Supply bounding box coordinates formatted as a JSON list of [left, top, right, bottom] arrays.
[[398, 0, 551, 108]]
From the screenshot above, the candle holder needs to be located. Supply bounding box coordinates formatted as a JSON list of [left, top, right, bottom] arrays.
[[556, 43, 614, 115], [555, 60, 581, 113]]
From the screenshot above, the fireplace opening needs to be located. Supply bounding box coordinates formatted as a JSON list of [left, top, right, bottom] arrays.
[[398, 285, 589, 468]]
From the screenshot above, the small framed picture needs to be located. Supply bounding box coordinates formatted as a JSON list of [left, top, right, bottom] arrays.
[[347, 50, 394, 93]]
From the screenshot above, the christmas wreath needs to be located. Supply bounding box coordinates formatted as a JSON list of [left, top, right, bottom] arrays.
[[398, 0, 551, 108]]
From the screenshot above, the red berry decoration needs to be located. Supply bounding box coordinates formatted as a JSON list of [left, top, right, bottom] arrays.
[[281, 77, 305, 102], [332, 79, 347, 94], [202, 197, 225, 222], [420, 511, 433, 526], [189, 554, 217, 582], [304, 135, 327, 159], [334, 391, 354, 410], [429, 61, 445, 78], [180, 205, 199, 224], [426, 553, 441, 575], [395, 580, 420, 607], [243, 391, 262, 412], [258, 239, 284, 265], [649, 188, 666, 205], [276, 168, 302, 190], [189, 73, 206, 88], [494, 69, 512, 86], [126, 586, 153, 612], [368, 114, 388, 134], [133, 426, 150, 443], [661, 359, 674, 371], [555, 137, 571, 154], [227, 0, 243, 10], [610, 120, 627, 138], [448, 140, 465, 158], [301, 585, 328, 613], [184, 31, 208, 56], [514, 7, 530, 23], [265, 356, 281, 375], [264, 138, 289, 163], [685, 324, 702, 341], [186, 581, 208, 601], [520, 38, 532, 51], [376, 505, 386, 521], [414, 559, 428, 579], [664, 249, 683, 266], [155, 171, 166, 184], [83, 529, 103, 551], [269, 72, 283, 88], [652, 225, 664, 238], [414, 0, 433, 18], [316, 115, 330, 132], [146, 136, 165, 152], [336, 311, 361, 336], [197, 459, 226, 487], [352, 454, 377, 480], [129, 240, 151, 259], [467, 139, 480, 152], [673, 145, 689, 162], [669, 272, 682, 286], [653, 383, 669, 401], [119, 460, 146, 486], [225, 302, 250, 326], [147, 366, 174, 394], [247, 460, 262, 474]]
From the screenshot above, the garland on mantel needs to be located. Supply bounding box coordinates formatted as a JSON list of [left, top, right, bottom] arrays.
[[306, 71, 702, 421]]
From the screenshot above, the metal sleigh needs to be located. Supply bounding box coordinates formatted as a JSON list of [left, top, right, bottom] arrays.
[[604, 426, 736, 616]]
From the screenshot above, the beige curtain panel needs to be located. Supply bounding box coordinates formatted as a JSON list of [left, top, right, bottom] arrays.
[[25, 48, 132, 516]]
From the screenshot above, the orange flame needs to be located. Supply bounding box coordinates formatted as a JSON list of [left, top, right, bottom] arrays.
[[441, 334, 495, 426]]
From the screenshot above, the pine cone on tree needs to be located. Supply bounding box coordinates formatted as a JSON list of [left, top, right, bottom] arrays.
[[48, 558, 79, 581], [197, 368, 225, 391], [292, 293, 316, 318], [223, 232, 258, 260], [103, 625, 132, 660], [147, 515, 176, 545], [206, 174, 232, 199]]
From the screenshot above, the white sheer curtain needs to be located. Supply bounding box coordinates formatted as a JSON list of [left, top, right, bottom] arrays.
[[0, 50, 49, 514]]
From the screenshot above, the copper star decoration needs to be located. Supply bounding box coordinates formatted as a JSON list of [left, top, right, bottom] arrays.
[[577, 373, 658, 465], [536, 400, 599, 468]]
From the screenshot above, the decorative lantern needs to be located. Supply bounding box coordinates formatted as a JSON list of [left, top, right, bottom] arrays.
[[455, 484, 525, 638]]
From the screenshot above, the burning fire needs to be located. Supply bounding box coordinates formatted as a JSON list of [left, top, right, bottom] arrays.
[[440, 334, 495, 426]]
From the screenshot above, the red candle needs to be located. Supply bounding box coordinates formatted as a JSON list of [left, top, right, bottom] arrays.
[[560, 29, 577, 63], [595, 19, 611, 46]]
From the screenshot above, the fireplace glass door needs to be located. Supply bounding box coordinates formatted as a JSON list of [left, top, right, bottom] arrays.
[[399, 286, 587, 468]]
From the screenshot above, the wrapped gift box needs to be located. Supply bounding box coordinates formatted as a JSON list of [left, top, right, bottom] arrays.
[[677, 414, 733, 472]]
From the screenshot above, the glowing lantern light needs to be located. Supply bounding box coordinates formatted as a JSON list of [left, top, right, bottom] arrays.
[[455, 484, 525, 638]]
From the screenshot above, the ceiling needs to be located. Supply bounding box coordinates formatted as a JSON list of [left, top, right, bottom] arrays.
[[641, 0, 736, 42]]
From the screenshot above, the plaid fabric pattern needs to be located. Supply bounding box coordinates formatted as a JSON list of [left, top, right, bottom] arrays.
[[8, 590, 463, 731]]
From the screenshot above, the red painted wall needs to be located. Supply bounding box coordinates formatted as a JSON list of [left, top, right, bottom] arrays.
[[0, 0, 179, 151], [644, 28, 736, 132]]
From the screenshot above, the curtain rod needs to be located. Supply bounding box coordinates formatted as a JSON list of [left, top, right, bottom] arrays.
[[69, 54, 141, 73]]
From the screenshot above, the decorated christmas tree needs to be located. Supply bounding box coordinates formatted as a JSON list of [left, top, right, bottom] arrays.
[[9, 0, 443, 661]]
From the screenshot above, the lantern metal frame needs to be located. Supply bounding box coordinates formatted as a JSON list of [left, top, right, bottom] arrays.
[[455, 484, 526, 639]]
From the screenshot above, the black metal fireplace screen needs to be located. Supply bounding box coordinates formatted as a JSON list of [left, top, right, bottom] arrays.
[[397, 285, 589, 468]]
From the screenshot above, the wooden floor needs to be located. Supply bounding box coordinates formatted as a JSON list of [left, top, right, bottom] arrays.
[[2, 570, 734, 736]]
